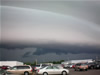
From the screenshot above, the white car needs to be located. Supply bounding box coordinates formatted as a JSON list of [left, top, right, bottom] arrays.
[[36, 66, 69, 75]]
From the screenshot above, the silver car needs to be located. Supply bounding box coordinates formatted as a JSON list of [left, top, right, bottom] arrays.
[[36, 66, 69, 75], [7, 65, 33, 75]]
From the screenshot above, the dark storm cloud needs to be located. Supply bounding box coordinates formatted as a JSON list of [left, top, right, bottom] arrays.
[[22, 51, 32, 58], [1, 47, 100, 62], [0, 43, 31, 49], [33, 45, 100, 55], [2, 42, 100, 57]]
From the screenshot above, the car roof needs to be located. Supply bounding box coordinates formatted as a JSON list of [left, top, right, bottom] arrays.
[[13, 65, 31, 67]]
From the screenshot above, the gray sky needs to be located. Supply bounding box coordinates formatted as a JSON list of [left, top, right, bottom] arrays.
[[0, 0, 100, 62]]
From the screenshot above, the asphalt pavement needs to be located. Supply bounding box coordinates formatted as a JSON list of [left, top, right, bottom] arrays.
[[8, 69, 100, 75], [69, 69, 100, 75]]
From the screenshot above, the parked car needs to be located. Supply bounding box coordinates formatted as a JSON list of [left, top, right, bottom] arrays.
[[67, 64, 75, 68], [34, 64, 48, 71], [1, 66, 11, 70], [74, 63, 88, 71], [6, 65, 33, 75], [94, 64, 100, 69], [94, 60, 100, 69], [62, 64, 74, 68], [72, 65, 75, 68], [36, 66, 69, 75], [88, 63, 95, 69]]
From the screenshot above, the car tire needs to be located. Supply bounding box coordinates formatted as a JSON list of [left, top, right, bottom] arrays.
[[85, 69, 88, 71], [74, 68, 77, 71], [43, 72, 48, 75], [79, 69, 82, 71], [91, 67, 93, 69], [3, 73, 8, 75], [24, 71, 29, 75], [62, 71, 67, 75]]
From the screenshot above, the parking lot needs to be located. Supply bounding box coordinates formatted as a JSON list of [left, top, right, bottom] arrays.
[[31, 69, 100, 75], [8, 69, 100, 75], [69, 69, 100, 75]]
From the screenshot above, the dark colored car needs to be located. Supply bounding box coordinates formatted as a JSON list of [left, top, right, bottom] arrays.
[[94, 61, 100, 69], [94, 64, 100, 69], [88, 63, 95, 69]]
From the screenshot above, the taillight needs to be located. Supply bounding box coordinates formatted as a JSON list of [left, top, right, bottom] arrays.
[[38, 69, 39, 72], [72, 65, 75, 68], [79, 66, 82, 68]]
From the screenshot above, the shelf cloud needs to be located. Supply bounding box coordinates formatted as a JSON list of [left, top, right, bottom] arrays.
[[1, 1, 100, 62]]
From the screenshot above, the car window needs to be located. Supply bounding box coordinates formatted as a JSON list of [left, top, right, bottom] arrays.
[[46, 66, 53, 69], [53, 66, 59, 69], [11, 66, 17, 70], [76, 64, 81, 66], [17, 66, 30, 69]]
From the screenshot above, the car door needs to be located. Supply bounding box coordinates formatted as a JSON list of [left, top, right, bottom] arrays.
[[8, 66, 18, 74], [16, 66, 24, 74], [53, 66, 61, 74], [45, 66, 54, 74]]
